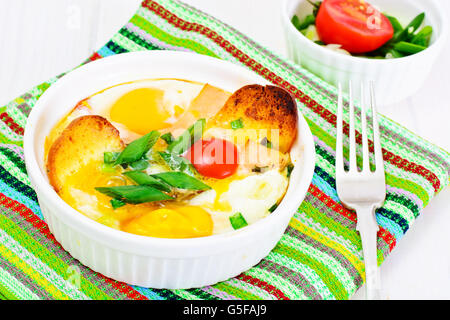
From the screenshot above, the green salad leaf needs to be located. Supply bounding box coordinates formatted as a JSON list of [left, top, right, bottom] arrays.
[[411, 25, 433, 47], [291, 9, 432, 59], [306, 0, 321, 17], [387, 49, 404, 58], [394, 12, 425, 43], [292, 14, 315, 31], [384, 14, 403, 34], [394, 41, 427, 54]]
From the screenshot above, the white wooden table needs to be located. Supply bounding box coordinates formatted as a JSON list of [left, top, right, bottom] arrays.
[[0, 0, 448, 300]]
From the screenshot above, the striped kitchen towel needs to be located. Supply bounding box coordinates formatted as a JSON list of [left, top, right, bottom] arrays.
[[0, 0, 449, 300]]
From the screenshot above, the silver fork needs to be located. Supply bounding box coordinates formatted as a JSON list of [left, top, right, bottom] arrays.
[[336, 82, 386, 300]]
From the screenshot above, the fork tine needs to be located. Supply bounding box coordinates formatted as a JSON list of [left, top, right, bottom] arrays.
[[370, 82, 383, 173], [360, 83, 370, 172], [336, 83, 344, 173], [348, 81, 357, 171]]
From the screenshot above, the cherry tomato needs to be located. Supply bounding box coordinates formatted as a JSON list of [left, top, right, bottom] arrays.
[[316, 0, 394, 53], [184, 138, 239, 179]]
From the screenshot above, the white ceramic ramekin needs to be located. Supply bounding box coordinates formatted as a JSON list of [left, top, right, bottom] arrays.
[[282, 0, 448, 105], [24, 51, 316, 289]]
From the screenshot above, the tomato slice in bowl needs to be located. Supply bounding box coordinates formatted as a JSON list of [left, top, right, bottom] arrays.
[[185, 138, 239, 179], [316, 0, 394, 53]]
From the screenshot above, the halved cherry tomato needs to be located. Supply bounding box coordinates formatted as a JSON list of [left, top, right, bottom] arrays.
[[316, 0, 394, 53], [184, 138, 239, 179]]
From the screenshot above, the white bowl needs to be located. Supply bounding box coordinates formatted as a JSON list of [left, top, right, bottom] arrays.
[[24, 51, 316, 289], [281, 0, 448, 105]]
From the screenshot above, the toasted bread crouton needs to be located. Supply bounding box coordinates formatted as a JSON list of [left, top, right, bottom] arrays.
[[211, 85, 298, 153], [47, 115, 124, 193], [240, 139, 290, 172], [44, 100, 93, 161]]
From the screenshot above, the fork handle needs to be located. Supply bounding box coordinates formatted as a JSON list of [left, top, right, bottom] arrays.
[[356, 205, 381, 300]]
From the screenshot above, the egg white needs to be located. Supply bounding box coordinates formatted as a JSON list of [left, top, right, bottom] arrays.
[[87, 79, 203, 116], [188, 169, 288, 234], [79, 79, 204, 142]]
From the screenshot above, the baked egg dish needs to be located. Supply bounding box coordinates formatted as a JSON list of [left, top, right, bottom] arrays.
[[45, 79, 298, 238]]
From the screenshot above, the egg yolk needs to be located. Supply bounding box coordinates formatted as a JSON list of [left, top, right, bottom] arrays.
[[109, 88, 173, 134], [123, 206, 213, 238], [59, 161, 156, 226], [59, 161, 213, 238]]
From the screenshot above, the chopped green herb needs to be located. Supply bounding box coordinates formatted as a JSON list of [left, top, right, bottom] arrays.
[[159, 152, 197, 176], [104, 152, 120, 164], [394, 41, 426, 54], [287, 164, 294, 178], [145, 149, 163, 163], [229, 212, 248, 230], [167, 119, 205, 155], [152, 172, 211, 191], [95, 185, 173, 204], [291, 15, 302, 30], [100, 163, 117, 174], [394, 12, 425, 43], [160, 132, 175, 145], [115, 131, 160, 165], [387, 49, 404, 59], [130, 159, 149, 171], [302, 24, 319, 41], [411, 25, 433, 47], [306, 0, 321, 17], [123, 171, 171, 192], [261, 137, 272, 149], [292, 14, 315, 31], [314, 40, 326, 45], [230, 118, 244, 130], [110, 199, 126, 209], [384, 14, 403, 34], [269, 203, 278, 213]]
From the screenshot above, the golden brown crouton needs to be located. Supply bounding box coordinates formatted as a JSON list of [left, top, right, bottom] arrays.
[[211, 85, 298, 153], [44, 100, 93, 161], [47, 115, 124, 193]]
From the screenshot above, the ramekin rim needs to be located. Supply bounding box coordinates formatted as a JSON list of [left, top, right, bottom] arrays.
[[281, 0, 449, 65], [23, 51, 317, 255]]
